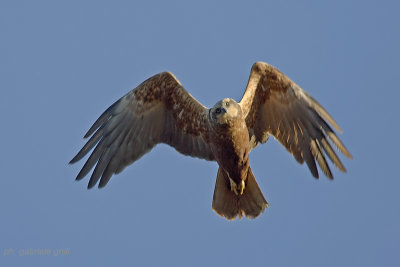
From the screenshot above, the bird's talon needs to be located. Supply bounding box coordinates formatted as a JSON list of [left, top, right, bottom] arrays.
[[238, 180, 245, 195], [229, 178, 239, 195]]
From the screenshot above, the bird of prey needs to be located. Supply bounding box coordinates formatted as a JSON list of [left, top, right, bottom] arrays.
[[70, 62, 352, 220]]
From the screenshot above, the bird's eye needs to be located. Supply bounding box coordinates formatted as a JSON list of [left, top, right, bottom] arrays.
[[215, 108, 221, 114]]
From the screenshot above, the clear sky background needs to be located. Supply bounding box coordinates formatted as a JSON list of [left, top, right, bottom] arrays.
[[1, 0, 399, 266]]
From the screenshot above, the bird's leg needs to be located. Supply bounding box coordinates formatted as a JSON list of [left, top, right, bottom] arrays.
[[238, 180, 245, 195], [229, 178, 239, 195], [229, 178, 245, 195]]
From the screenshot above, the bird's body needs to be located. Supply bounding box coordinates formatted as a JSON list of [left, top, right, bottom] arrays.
[[70, 62, 352, 220], [208, 99, 250, 188]]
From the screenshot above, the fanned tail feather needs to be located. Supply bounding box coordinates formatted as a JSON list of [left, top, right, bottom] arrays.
[[212, 167, 268, 220]]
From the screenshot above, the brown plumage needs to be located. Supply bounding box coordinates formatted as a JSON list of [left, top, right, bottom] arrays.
[[70, 62, 352, 220]]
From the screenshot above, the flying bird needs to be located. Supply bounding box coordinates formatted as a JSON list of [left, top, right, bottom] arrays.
[[70, 62, 352, 220]]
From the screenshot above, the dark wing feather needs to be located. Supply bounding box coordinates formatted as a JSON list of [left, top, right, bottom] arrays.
[[70, 72, 214, 188], [240, 62, 352, 179]]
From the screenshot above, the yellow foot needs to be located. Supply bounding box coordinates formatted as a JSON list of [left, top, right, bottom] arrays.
[[238, 180, 245, 195], [229, 178, 245, 195]]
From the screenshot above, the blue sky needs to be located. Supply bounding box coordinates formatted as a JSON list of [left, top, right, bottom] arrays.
[[1, 0, 399, 266]]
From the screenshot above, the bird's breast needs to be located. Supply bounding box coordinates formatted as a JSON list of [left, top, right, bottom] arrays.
[[210, 119, 250, 183]]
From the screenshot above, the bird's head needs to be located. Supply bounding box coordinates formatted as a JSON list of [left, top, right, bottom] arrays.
[[209, 98, 242, 125]]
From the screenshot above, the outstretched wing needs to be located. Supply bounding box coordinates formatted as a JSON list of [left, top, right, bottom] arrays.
[[70, 72, 215, 188], [240, 62, 352, 179]]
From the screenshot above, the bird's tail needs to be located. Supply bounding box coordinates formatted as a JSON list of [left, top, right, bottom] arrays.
[[212, 167, 269, 220]]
